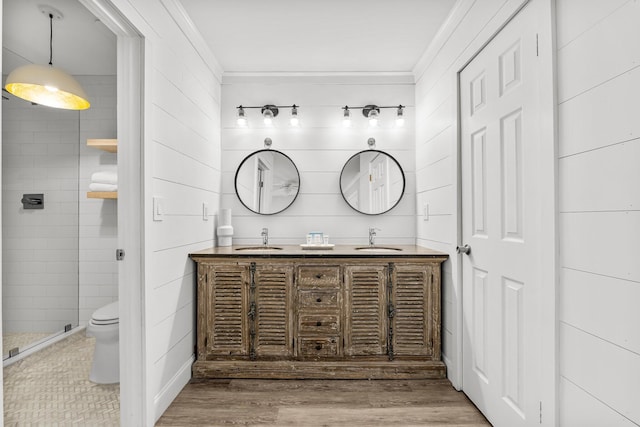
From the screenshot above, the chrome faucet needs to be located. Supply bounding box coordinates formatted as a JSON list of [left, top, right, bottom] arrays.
[[261, 228, 269, 246], [368, 227, 379, 246]]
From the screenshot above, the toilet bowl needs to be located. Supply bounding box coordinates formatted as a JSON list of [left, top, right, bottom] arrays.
[[86, 301, 119, 384]]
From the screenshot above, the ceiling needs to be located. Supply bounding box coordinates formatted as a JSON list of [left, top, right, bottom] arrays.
[[2, 0, 457, 76], [178, 0, 457, 73], [2, 0, 116, 76]]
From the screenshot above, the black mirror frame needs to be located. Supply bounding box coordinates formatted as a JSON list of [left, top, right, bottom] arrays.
[[234, 149, 301, 215], [339, 149, 406, 216]]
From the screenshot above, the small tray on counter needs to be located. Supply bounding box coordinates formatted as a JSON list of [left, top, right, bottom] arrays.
[[300, 244, 335, 250]]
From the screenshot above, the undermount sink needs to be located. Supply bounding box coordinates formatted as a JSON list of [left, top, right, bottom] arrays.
[[354, 246, 403, 252], [235, 246, 283, 252]]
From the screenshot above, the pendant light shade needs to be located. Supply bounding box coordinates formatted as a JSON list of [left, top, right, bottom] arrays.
[[4, 6, 90, 110], [5, 64, 90, 110]]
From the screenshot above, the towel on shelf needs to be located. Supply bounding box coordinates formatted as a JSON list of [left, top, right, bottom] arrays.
[[89, 183, 118, 192], [91, 170, 118, 185]]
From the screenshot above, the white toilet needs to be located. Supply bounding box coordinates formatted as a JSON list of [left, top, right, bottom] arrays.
[[86, 301, 119, 384]]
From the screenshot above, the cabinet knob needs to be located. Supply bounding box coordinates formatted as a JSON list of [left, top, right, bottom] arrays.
[[315, 344, 323, 350], [316, 297, 322, 303], [316, 321, 322, 326], [315, 273, 323, 279]]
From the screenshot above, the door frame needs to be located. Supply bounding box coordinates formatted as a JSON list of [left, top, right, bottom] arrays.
[[78, 1, 146, 425], [452, 0, 558, 424]]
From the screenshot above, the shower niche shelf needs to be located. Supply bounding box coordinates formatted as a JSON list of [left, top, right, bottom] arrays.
[[87, 138, 118, 199]]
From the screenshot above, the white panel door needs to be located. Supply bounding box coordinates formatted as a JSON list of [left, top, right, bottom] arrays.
[[460, 4, 541, 426]]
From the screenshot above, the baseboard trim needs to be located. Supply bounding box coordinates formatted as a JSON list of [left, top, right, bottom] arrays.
[[153, 355, 195, 423]]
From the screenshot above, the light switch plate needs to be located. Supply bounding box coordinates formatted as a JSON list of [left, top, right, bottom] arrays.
[[423, 203, 429, 221], [203, 202, 209, 221], [153, 197, 164, 221]]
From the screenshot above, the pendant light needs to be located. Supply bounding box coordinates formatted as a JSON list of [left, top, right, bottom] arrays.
[[5, 6, 90, 110]]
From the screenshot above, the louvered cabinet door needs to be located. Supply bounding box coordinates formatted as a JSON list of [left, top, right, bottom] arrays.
[[391, 263, 436, 358], [344, 265, 387, 357], [254, 264, 294, 358], [206, 263, 250, 358]]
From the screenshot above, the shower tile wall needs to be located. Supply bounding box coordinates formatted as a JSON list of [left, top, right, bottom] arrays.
[[77, 75, 118, 325], [2, 91, 80, 334], [1, 75, 117, 333]]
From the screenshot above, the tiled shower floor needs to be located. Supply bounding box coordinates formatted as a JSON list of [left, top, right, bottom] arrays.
[[3, 332, 50, 357], [3, 331, 119, 425]]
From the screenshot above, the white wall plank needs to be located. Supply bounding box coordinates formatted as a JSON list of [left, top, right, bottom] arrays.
[[560, 323, 640, 424], [560, 268, 640, 355], [555, 0, 629, 49], [557, 0, 640, 102], [559, 139, 640, 212], [558, 67, 640, 158], [560, 211, 640, 282]]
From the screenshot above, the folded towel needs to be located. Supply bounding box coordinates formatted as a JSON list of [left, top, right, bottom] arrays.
[[91, 171, 118, 185], [89, 183, 117, 192]]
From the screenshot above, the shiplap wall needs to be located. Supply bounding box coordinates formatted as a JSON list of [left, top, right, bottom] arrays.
[[221, 75, 415, 246], [413, 0, 529, 388], [557, 0, 640, 425], [106, 0, 222, 423]]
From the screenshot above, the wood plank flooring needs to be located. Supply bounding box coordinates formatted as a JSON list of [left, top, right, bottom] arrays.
[[156, 378, 491, 426]]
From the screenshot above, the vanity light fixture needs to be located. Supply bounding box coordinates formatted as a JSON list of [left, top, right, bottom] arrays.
[[340, 104, 406, 128], [236, 106, 248, 127], [5, 5, 90, 110], [262, 105, 276, 126], [365, 106, 380, 127], [290, 105, 299, 127], [395, 106, 405, 127], [342, 106, 352, 127], [235, 104, 299, 127]]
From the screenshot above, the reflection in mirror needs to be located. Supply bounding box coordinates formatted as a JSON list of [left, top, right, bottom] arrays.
[[340, 150, 405, 215], [235, 149, 300, 215]]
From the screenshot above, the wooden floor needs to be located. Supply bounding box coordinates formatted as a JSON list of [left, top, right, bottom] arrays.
[[156, 378, 491, 426]]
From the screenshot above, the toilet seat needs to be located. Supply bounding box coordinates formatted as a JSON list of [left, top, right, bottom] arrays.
[[91, 301, 119, 325]]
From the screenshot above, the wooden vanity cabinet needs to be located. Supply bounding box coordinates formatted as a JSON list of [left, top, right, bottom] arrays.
[[197, 261, 294, 361], [192, 251, 447, 379]]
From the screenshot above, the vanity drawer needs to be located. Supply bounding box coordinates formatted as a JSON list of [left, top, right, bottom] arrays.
[[298, 337, 339, 358], [298, 290, 339, 309], [297, 265, 340, 288], [298, 314, 339, 335]]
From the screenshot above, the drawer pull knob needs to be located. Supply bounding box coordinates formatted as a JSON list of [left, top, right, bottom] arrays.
[[315, 273, 323, 279], [316, 321, 322, 326], [316, 298, 322, 302], [315, 344, 323, 350]]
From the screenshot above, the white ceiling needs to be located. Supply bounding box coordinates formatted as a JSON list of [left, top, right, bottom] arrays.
[[2, 0, 116, 76], [178, 0, 457, 73], [2, 0, 457, 76]]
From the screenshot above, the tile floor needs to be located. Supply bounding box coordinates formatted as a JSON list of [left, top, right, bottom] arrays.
[[3, 331, 119, 426]]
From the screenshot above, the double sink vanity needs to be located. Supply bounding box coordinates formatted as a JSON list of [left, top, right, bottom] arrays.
[[190, 140, 448, 379], [189, 244, 448, 380]]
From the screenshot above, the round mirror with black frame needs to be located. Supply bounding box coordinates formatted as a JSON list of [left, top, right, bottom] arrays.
[[235, 149, 300, 215], [339, 149, 405, 215]]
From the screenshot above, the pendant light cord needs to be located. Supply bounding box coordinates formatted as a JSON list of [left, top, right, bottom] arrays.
[[48, 13, 53, 66]]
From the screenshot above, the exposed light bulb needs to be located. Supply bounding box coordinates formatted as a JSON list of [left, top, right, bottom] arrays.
[[368, 109, 379, 127], [263, 107, 274, 126], [236, 107, 248, 127], [290, 106, 299, 127], [342, 107, 351, 127], [395, 106, 405, 127]]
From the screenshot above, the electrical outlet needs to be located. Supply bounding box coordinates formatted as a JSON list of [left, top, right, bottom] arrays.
[[203, 202, 209, 221], [153, 197, 164, 221]]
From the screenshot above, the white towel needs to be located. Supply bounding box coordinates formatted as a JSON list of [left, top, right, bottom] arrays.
[[89, 183, 118, 192], [91, 171, 118, 185]]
